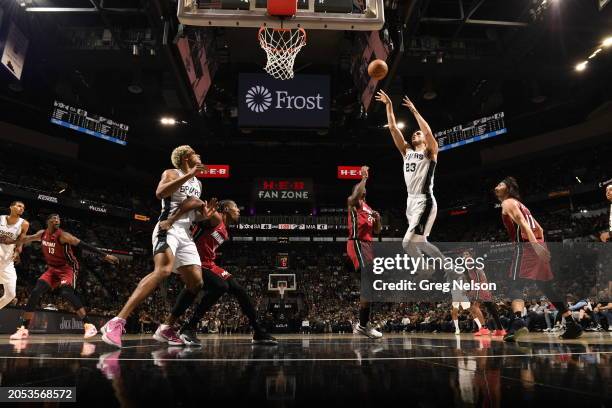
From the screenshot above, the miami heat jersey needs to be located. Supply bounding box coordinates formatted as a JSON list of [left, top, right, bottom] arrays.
[[348, 200, 374, 242], [192, 221, 229, 269], [0, 216, 24, 263], [41, 228, 78, 268], [502, 199, 540, 242], [403, 149, 436, 196], [159, 169, 202, 226]]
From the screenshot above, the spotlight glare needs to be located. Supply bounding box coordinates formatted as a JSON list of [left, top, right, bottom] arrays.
[[603, 37, 612, 48], [160, 117, 177, 125], [397, 122, 406, 129], [575, 61, 587, 71], [588, 48, 602, 59]]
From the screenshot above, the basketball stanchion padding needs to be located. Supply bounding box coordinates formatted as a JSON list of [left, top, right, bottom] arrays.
[[267, 0, 298, 17]]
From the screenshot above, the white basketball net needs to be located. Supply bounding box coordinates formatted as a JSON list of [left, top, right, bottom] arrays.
[[258, 27, 307, 81]]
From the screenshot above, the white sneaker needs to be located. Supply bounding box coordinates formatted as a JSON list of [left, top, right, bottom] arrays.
[[455, 329, 460, 335], [10, 326, 29, 340], [354, 324, 383, 339], [84, 323, 98, 339]]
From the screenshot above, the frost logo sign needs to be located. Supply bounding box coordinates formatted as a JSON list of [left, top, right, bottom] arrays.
[[245, 86, 273, 113], [239, 73, 330, 127]]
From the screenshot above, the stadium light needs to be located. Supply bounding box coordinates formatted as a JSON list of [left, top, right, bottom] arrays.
[[575, 61, 587, 72], [160, 117, 176, 125], [383, 122, 406, 129], [575, 176, 582, 183], [603, 37, 612, 48]]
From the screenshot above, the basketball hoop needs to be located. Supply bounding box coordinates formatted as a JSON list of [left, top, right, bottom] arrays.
[[258, 27, 306, 81]]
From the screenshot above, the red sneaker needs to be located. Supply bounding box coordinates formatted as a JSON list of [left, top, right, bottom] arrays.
[[474, 327, 490, 336], [492, 329, 507, 337]]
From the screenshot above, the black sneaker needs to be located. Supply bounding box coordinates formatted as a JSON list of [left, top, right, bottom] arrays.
[[252, 331, 278, 346], [179, 329, 202, 347], [559, 322, 583, 340]]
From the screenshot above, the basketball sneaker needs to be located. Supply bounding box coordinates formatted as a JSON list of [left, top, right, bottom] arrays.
[[454, 328, 460, 335], [252, 330, 278, 345], [153, 324, 184, 346], [9, 326, 29, 340], [179, 328, 202, 347], [474, 327, 490, 337], [354, 323, 383, 339], [492, 329, 507, 337], [101, 318, 126, 348], [83, 323, 98, 339]]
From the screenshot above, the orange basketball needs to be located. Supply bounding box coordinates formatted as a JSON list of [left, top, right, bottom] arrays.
[[367, 59, 388, 80]]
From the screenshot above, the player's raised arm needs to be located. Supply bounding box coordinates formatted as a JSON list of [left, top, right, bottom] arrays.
[[402, 96, 438, 158], [348, 166, 369, 208], [375, 90, 409, 156], [59, 231, 119, 265], [155, 166, 204, 200]]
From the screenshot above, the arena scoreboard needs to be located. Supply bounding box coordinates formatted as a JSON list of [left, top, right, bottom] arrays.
[[434, 112, 506, 151], [50, 101, 128, 146]]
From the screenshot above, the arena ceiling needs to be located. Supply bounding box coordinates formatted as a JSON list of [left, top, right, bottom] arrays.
[[0, 0, 610, 155]]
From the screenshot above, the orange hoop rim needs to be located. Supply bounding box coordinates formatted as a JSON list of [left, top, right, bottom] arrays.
[[258, 26, 307, 53]]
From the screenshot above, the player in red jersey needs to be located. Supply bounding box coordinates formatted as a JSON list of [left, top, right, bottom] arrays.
[[495, 177, 582, 341], [9, 214, 118, 340], [155, 197, 277, 346], [347, 166, 383, 338]]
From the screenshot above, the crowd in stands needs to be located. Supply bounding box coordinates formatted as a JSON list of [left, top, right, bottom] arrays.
[[1, 141, 610, 335]]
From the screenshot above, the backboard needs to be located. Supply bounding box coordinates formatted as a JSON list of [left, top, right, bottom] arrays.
[[177, 0, 385, 31], [268, 273, 297, 298]]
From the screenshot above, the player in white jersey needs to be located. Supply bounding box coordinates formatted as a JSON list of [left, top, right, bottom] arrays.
[[101, 145, 206, 348], [376, 90, 446, 265], [0, 201, 29, 310]]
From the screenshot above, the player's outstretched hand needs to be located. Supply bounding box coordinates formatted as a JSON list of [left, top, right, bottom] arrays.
[[159, 219, 173, 231], [0, 237, 16, 245], [104, 254, 120, 265], [202, 198, 218, 219], [360, 166, 369, 179], [375, 90, 391, 105], [402, 96, 416, 111], [531, 243, 551, 263], [188, 163, 206, 177]]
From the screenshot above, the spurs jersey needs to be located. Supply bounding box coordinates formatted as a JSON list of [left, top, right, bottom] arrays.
[[0, 216, 24, 263], [403, 149, 436, 196], [159, 169, 202, 226]]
